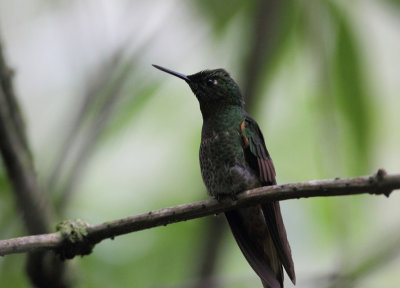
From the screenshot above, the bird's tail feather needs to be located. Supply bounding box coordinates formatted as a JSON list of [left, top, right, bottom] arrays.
[[262, 202, 296, 284], [225, 206, 283, 288]]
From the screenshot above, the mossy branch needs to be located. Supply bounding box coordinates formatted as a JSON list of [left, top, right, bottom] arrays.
[[0, 169, 399, 258]]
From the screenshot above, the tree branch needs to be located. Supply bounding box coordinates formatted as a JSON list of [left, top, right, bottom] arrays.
[[0, 41, 52, 234], [0, 36, 71, 287], [0, 41, 30, 153], [0, 169, 398, 258]]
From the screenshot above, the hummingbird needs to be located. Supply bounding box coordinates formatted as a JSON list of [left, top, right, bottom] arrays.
[[153, 64, 296, 288]]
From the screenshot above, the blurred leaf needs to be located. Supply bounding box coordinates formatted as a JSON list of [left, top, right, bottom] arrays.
[[191, 0, 254, 35], [386, 0, 400, 6], [330, 3, 372, 175], [242, 0, 299, 109], [261, 0, 299, 74], [291, 0, 373, 263]]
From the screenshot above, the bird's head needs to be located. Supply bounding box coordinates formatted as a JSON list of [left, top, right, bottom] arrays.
[[153, 65, 244, 114]]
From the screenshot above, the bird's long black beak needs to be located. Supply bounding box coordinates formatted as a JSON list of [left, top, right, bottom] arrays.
[[152, 64, 190, 82]]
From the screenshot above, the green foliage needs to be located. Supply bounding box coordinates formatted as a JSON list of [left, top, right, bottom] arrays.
[[331, 3, 372, 176], [192, 0, 253, 35]]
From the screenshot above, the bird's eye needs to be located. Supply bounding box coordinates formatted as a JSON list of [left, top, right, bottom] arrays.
[[206, 78, 218, 86]]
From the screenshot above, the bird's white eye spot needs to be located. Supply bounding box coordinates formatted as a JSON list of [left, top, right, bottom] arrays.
[[207, 78, 218, 86]]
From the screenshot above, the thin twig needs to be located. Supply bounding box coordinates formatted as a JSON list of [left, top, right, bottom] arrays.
[[0, 169, 398, 257], [47, 47, 126, 194], [56, 57, 132, 210]]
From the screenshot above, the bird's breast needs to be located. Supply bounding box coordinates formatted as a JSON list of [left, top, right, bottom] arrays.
[[199, 128, 259, 196]]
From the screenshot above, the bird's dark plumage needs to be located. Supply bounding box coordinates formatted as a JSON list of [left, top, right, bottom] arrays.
[[153, 65, 295, 288]]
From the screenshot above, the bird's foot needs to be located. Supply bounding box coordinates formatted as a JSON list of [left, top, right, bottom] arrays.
[[214, 193, 238, 202]]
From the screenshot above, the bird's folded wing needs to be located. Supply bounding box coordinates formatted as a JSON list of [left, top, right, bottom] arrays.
[[240, 116, 296, 284]]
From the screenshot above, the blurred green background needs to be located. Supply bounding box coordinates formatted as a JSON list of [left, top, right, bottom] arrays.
[[0, 0, 399, 287]]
